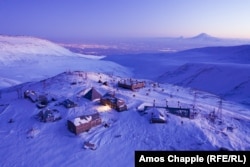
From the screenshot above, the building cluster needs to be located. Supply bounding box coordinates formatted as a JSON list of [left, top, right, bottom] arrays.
[[23, 76, 194, 138], [24, 90, 57, 109], [23, 78, 146, 135]]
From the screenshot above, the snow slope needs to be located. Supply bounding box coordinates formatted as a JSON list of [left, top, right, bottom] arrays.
[[0, 35, 132, 88], [0, 35, 73, 64], [104, 45, 250, 105], [158, 63, 250, 105], [176, 45, 250, 64], [0, 71, 249, 167], [0, 76, 21, 88]]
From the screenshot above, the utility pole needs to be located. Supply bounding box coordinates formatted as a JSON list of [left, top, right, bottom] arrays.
[[193, 92, 197, 109], [217, 99, 222, 120]]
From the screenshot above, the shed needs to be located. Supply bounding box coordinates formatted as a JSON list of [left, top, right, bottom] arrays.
[[67, 113, 102, 135], [150, 108, 167, 123], [100, 93, 127, 112], [166, 107, 190, 118], [83, 87, 102, 101], [118, 79, 145, 91], [37, 109, 61, 122]]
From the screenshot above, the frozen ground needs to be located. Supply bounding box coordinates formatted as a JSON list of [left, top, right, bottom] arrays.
[[0, 71, 250, 167]]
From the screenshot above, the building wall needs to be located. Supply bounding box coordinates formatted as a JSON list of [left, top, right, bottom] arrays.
[[67, 118, 102, 135], [118, 81, 145, 90]]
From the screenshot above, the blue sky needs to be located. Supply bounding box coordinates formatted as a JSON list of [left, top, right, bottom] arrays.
[[0, 0, 250, 42]]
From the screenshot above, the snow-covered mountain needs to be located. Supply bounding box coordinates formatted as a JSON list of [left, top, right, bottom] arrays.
[[1, 71, 249, 167], [104, 45, 250, 105], [157, 45, 250, 104], [1, 35, 250, 167], [178, 45, 250, 63], [0, 35, 131, 88], [0, 35, 74, 64], [158, 63, 250, 104], [188, 33, 221, 41]]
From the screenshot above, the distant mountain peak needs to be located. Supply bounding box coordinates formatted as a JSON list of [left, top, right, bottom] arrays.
[[189, 33, 220, 41], [197, 33, 211, 37], [192, 33, 214, 38]]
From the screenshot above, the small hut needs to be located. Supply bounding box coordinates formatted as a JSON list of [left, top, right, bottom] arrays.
[[83, 87, 102, 101], [37, 109, 61, 122], [150, 108, 167, 123], [100, 93, 127, 112], [67, 113, 102, 135], [118, 79, 145, 91]]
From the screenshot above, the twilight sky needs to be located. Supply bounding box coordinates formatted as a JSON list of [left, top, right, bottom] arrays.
[[0, 0, 250, 42]]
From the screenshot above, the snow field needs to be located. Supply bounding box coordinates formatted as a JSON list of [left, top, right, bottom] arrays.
[[0, 71, 249, 167]]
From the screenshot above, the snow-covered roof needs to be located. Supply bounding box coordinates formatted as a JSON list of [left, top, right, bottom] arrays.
[[150, 108, 166, 120], [73, 116, 92, 126]]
